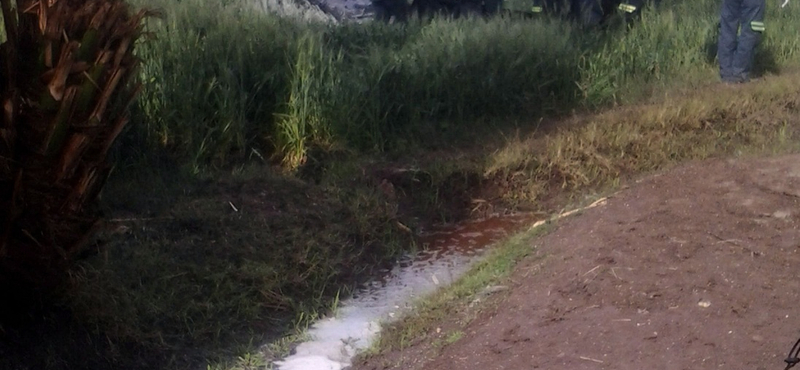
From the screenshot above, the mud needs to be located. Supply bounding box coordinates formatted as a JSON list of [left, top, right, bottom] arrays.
[[355, 154, 800, 370]]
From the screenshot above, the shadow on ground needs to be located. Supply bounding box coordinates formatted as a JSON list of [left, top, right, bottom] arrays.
[[0, 147, 508, 370], [0, 163, 410, 369], [0, 306, 167, 370]]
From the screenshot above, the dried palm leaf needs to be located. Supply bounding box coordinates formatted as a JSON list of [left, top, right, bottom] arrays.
[[0, 0, 157, 296]]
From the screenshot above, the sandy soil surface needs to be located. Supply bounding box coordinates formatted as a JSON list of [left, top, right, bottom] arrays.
[[356, 153, 800, 370]]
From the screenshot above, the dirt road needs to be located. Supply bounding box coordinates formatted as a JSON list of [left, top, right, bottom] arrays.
[[356, 153, 800, 370]]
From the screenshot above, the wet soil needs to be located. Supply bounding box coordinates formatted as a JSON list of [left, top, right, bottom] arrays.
[[355, 153, 800, 370]]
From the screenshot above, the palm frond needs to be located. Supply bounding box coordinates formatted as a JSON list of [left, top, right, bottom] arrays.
[[0, 0, 154, 295]]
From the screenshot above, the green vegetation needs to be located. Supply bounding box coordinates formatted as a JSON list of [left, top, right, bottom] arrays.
[[128, 0, 583, 169], [126, 0, 800, 171], [63, 163, 415, 369], [5, 0, 800, 369]]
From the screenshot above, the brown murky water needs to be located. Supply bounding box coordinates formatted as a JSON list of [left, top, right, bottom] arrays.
[[274, 212, 538, 370], [416, 213, 537, 260]]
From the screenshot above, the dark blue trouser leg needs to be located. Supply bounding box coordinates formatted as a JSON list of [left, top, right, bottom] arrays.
[[718, 0, 742, 82], [718, 0, 765, 82], [544, 0, 570, 15], [731, 0, 765, 80], [575, 0, 603, 26]]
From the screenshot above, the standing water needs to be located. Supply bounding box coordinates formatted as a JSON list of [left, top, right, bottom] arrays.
[[273, 213, 536, 370]]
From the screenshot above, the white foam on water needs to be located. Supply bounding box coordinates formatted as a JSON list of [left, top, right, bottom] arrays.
[[273, 214, 537, 370], [273, 246, 488, 370]]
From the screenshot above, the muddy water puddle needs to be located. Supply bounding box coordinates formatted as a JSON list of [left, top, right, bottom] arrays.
[[273, 213, 536, 370]]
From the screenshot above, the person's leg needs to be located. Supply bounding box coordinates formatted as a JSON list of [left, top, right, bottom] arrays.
[[482, 0, 503, 15], [731, 0, 765, 81], [718, 0, 742, 82], [577, 0, 604, 26], [547, 0, 570, 16], [569, 0, 581, 20]]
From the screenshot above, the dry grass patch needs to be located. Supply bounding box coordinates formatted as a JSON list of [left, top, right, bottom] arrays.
[[487, 73, 800, 205]]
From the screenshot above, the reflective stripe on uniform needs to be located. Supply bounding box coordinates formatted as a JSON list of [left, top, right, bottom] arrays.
[[618, 3, 637, 13], [531, 5, 543, 12], [751, 21, 765, 32]]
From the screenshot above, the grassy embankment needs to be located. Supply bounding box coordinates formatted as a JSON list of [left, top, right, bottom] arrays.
[[359, 5, 800, 361], [3, 0, 800, 369], [362, 71, 800, 364]]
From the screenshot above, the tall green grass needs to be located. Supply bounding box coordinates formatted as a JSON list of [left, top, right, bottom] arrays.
[[580, 1, 800, 105], [577, 3, 720, 105], [130, 0, 310, 170], [274, 33, 340, 168], [129, 0, 585, 168], [326, 16, 582, 152], [128, 0, 800, 170]]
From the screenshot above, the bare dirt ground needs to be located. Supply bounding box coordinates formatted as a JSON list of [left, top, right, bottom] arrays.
[[356, 153, 800, 370]]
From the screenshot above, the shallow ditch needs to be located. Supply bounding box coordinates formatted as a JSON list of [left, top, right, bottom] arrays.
[[272, 212, 536, 370]]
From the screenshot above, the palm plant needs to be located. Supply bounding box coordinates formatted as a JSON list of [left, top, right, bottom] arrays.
[[0, 0, 153, 297]]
